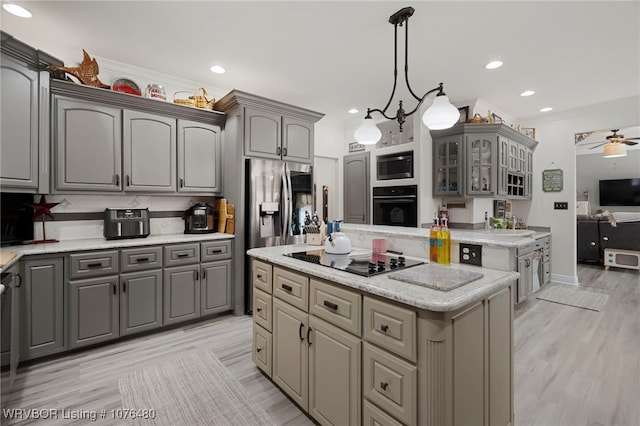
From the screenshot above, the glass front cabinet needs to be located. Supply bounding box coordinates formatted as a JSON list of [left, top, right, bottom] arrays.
[[431, 123, 537, 199]]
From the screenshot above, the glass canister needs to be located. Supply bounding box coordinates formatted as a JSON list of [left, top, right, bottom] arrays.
[[145, 84, 166, 101]]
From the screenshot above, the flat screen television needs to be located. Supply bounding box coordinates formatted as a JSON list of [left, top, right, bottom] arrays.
[[599, 178, 640, 206]]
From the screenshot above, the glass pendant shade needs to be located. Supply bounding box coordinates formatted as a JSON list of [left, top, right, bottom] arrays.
[[354, 118, 382, 145], [603, 143, 627, 158], [422, 95, 459, 130]]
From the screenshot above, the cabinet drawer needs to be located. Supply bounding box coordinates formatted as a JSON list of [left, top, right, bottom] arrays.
[[69, 250, 119, 279], [535, 236, 551, 250], [543, 262, 550, 283], [163, 243, 200, 267], [363, 296, 416, 362], [252, 259, 273, 294], [310, 278, 361, 336], [120, 246, 163, 272], [201, 240, 232, 262], [362, 399, 404, 426], [543, 249, 550, 263], [273, 267, 309, 312], [253, 289, 272, 332], [253, 323, 272, 378], [363, 342, 417, 426]]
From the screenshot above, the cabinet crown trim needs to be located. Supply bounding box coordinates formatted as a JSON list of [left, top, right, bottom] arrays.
[[431, 123, 538, 149], [215, 89, 324, 122]]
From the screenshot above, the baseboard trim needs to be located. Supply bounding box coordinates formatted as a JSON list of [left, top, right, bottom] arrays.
[[550, 273, 579, 286]]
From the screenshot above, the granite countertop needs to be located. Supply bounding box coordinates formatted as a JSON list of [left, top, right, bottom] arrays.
[[247, 244, 519, 312], [0, 233, 235, 273], [341, 223, 550, 248]]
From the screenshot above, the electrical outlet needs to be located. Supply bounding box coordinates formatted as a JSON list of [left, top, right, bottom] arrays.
[[554, 201, 568, 210]]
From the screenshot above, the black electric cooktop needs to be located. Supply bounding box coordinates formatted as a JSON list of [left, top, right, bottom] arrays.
[[285, 249, 424, 277]]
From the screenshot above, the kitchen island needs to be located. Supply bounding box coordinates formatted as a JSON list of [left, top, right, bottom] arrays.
[[248, 244, 518, 426]]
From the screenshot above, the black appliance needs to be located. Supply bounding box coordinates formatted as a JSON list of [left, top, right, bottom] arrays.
[[1, 193, 34, 246], [372, 185, 418, 227], [103, 208, 150, 240], [599, 178, 640, 206], [185, 203, 217, 234], [285, 249, 424, 277], [377, 151, 414, 180]]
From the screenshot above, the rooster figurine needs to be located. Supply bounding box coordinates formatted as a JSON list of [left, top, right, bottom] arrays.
[[49, 49, 110, 89]]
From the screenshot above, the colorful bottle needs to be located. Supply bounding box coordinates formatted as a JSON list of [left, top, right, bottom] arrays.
[[437, 215, 451, 265], [429, 214, 439, 262]]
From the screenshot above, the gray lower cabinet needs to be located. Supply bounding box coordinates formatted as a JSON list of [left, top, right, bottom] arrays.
[[120, 269, 163, 336], [177, 120, 222, 193], [201, 259, 232, 316], [21, 257, 65, 359], [163, 264, 201, 325], [69, 275, 119, 348], [123, 110, 177, 192], [343, 151, 370, 224]]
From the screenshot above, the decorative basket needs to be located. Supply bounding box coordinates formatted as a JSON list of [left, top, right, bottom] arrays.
[[173, 87, 215, 110]]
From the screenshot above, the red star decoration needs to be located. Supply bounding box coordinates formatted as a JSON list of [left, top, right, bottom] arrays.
[[25, 195, 60, 220]]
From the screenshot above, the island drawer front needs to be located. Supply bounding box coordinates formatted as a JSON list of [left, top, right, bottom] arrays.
[[253, 323, 272, 378], [362, 399, 404, 426], [273, 267, 309, 312], [164, 243, 200, 267], [201, 240, 232, 262], [69, 250, 119, 280], [309, 278, 361, 336], [252, 260, 273, 294], [535, 236, 551, 250], [253, 289, 272, 332], [543, 262, 550, 283], [363, 296, 417, 362], [363, 342, 417, 426], [543, 250, 550, 263], [120, 246, 163, 272]]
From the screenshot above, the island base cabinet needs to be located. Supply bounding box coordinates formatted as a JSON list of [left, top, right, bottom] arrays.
[[21, 258, 65, 360], [417, 286, 513, 426], [69, 275, 119, 348], [120, 269, 163, 336], [308, 316, 361, 426], [272, 298, 308, 410], [363, 399, 404, 426]]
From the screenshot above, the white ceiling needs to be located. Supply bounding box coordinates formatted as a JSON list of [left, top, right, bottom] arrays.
[[2, 1, 639, 124]]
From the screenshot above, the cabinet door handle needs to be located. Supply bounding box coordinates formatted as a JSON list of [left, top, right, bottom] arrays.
[[113, 283, 117, 295], [194, 270, 199, 280], [179, 177, 184, 188], [122, 280, 127, 292], [283, 147, 288, 157], [603, 236, 609, 241], [525, 259, 531, 267], [256, 307, 262, 312], [380, 382, 389, 391], [126, 175, 131, 186], [299, 323, 305, 341], [590, 242, 596, 246], [323, 300, 338, 310], [380, 324, 389, 332], [307, 327, 313, 345], [136, 257, 150, 263], [15, 273, 22, 288], [277, 146, 281, 156], [281, 283, 293, 292], [256, 347, 262, 353], [115, 174, 120, 186], [87, 263, 102, 268], [257, 274, 263, 279], [202, 268, 206, 279]]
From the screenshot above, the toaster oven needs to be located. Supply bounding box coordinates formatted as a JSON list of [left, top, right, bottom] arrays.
[[103, 208, 150, 240]]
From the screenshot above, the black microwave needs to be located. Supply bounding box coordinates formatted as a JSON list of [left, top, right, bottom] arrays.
[[377, 151, 414, 180]]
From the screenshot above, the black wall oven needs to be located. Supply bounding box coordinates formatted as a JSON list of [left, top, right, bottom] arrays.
[[372, 185, 418, 227], [376, 151, 413, 180]]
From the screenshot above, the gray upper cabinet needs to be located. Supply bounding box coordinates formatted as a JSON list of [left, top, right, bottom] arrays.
[[431, 123, 537, 199], [0, 54, 40, 191], [123, 110, 177, 192], [54, 96, 122, 192], [282, 116, 314, 163], [245, 107, 282, 160], [177, 120, 222, 193], [343, 151, 370, 224]]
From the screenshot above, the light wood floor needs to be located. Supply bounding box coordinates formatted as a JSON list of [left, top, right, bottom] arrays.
[[2, 264, 638, 425]]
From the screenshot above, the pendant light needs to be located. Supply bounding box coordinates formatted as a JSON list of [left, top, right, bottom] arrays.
[[354, 7, 459, 145]]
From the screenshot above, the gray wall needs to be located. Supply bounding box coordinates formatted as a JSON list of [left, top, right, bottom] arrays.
[[576, 150, 640, 212]]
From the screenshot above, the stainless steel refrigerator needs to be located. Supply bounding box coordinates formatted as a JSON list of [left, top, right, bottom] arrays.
[[244, 158, 313, 313]]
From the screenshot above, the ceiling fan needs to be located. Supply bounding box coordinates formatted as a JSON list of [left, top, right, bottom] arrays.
[[588, 129, 640, 150]]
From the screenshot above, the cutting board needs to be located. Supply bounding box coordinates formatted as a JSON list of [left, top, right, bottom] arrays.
[[226, 204, 235, 234], [217, 198, 228, 233], [0, 251, 17, 268]]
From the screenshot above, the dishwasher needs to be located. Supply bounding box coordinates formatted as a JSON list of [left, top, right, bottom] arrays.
[[516, 241, 538, 304]]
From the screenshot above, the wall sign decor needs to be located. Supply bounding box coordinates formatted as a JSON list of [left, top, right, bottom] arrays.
[[542, 166, 563, 192], [348, 141, 366, 152]]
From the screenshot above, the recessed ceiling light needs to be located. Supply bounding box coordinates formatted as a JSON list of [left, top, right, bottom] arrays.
[[348, 108, 359, 114], [485, 60, 503, 70], [210, 65, 225, 74], [520, 90, 535, 97], [3, 3, 32, 18], [540, 107, 553, 112]]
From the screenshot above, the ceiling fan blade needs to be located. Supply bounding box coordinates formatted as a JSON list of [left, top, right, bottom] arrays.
[[589, 142, 607, 149], [622, 136, 640, 141], [623, 141, 638, 146], [579, 140, 607, 146]]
